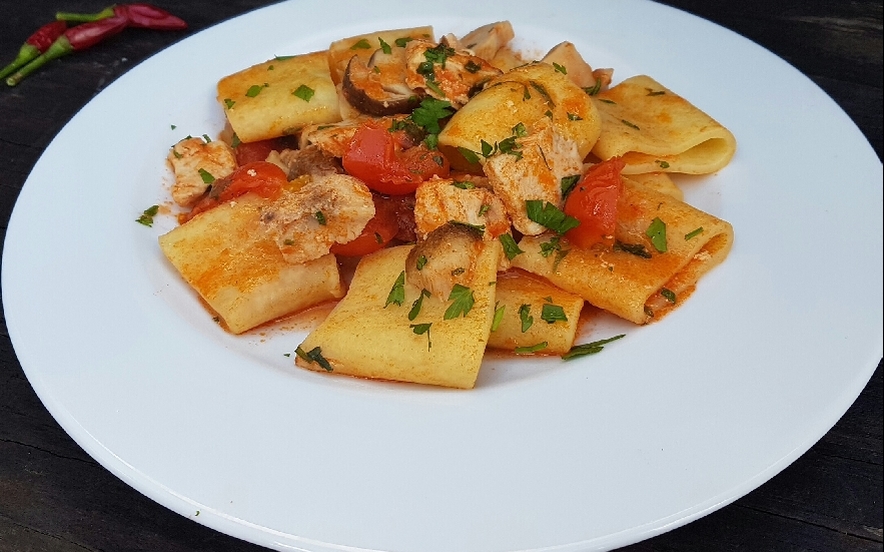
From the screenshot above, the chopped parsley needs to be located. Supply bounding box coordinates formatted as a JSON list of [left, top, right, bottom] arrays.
[[410, 97, 453, 146], [198, 168, 215, 184], [660, 288, 677, 304], [444, 284, 475, 319], [223, 98, 235, 109], [245, 83, 267, 97], [457, 146, 480, 164], [385, 271, 406, 307], [497, 136, 522, 159], [518, 304, 533, 332], [378, 37, 392, 55], [540, 303, 568, 324], [583, 81, 603, 96], [464, 60, 482, 73], [416, 255, 428, 270], [515, 342, 548, 354], [539, 235, 563, 258], [614, 240, 652, 259], [560, 174, 581, 196], [685, 227, 704, 240], [408, 289, 431, 321], [491, 303, 505, 332], [350, 39, 372, 50], [561, 334, 625, 360], [136, 204, 159, 227], [295, 345, 333, 371], [293, 84, 315, 102], [621, 119, 640, 130], [410, 323, 432, 349], [525, 200, 580, 234], [499, 233, 523, 260], [646, 217, 668, 253], [314, 211, 327, 225]]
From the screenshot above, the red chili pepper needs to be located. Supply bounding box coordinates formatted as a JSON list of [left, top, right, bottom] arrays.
[[0, 20, 68, 81], [113, 4, 188, 30], [57, 4, 187, 31], [5, 15, 128, 87]]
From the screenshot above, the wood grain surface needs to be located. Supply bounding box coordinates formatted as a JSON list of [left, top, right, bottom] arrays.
[[1, 1, 881, 551]]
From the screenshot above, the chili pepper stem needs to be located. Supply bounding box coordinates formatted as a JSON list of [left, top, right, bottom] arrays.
[[0, 44, 41, 81], [56, 7, 116, 23], [5, 38, 72, 87]]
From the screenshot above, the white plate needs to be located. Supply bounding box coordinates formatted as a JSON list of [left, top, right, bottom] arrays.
[[3, 1, 882, 551]]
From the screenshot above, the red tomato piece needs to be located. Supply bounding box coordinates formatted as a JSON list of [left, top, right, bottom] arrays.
[[187, 161, 287, 220], [234, 138, 276, 165], [233, 136, 299, 165], [563, 156, 626, 249], [341, 120, 450, 195], [330, 194, 400, 257]]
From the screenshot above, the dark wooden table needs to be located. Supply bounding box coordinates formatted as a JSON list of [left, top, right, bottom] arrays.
[[1, 1, 881, 551]]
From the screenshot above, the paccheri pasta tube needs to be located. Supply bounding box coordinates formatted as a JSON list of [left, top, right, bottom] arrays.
[[158, 20, 737, 387], [591, 75, 737, 175], [512, 178, 734, 324]]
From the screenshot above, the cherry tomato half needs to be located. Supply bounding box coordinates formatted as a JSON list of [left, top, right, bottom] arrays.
[[187, 161, 287, 220], [341, 120, 450, 195], [563, 156, 625, 249], [330, 194, 401, 257]]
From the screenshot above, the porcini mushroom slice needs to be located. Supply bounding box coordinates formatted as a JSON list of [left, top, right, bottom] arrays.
[[341, 50, 420, 117]]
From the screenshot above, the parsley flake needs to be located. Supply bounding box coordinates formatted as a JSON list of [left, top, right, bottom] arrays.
[[198, 168, 215, 184], [525, 200, 580, 234], [295, 345, 333, 371], [136, 204, 160, 227], [410, 323, 432, 349], [491, 303, 505, 332], [614, 241, 652, 258], [408, 289, 431, 321], [499, 233, 523, 260], [293, 84, 315, 102], [444, 284, 475, 319], [685, 227, 704, 240], [561, 334, 625, 360], [351, 39, 372, 50], [646, 217, 668, 253], [245, 84, 266, 97], [385, 271, 406, 307], [518, 304, 533, 333], [515, 342, 548, 354], [561, 174, 581, 196], [541, 303, 568, 324]]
